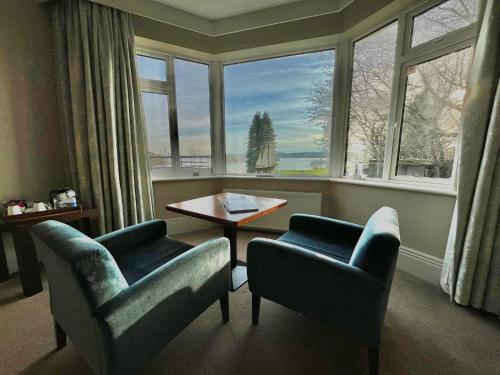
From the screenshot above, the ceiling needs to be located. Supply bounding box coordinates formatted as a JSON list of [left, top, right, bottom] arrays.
[[94, 0, 353, 36], [151, 0, 302, 20]]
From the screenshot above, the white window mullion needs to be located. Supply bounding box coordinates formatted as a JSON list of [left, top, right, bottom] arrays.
[[210, 61, 225, 175], [383, 15, 406, 181], [331, 41, 352, 178], [167, 56, 181, 173]]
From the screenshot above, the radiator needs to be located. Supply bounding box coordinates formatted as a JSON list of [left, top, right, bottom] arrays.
[[223, 189, 322, 231]]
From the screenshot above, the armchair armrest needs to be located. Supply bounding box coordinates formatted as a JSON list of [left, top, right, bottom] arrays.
[[248, 238, 385, 327], [95, 237, 230, 342], [95, 219, 167, 256], [289, 214, 364, 244]]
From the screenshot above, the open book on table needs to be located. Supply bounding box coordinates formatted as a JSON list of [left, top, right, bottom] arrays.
[[218, 196, 259, 214]]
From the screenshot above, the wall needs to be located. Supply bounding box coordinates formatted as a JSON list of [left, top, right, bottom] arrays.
[[0, 0, 68, 272], [133, 15, 214, 54], [222, 178, 454, 258], [329, 183, 455, 258], [221, 178, 332, 218], [152, 178, 455, 259], [0, 0, 67, 203], [132, 0, 423, 54], [153, 179, 221, 221]]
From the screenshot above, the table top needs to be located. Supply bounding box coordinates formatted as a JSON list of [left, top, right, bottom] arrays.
[[166, 193, 287, 227], [0, 207, 98, 231]]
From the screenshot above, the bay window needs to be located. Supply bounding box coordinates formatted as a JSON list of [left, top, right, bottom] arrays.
[[138, 0, 479, 189]]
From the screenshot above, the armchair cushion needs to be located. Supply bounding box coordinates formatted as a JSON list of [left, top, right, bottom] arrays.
[[95, 219, 167, 257], [114, 236, 193, 284], [283, 214, 365, 262], [278, 230, 353, 262], [289, 214, 364, 245]]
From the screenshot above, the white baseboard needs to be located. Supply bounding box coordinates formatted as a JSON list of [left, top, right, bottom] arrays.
[[166, 217, 219, 236], [397, 246, 443, 285]]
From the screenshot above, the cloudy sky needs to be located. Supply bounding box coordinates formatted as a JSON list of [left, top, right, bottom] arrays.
[[141, 50, 335, 157], [224, 50, 335, 155]]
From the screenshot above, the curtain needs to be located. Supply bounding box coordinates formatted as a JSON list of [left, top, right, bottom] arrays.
[[52, 0, 154, 234], [441, 0, 500, 316]]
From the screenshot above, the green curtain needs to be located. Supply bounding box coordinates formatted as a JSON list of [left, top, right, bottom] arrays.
[[441, 0, 500, 316], [53, 0, 154, 234]]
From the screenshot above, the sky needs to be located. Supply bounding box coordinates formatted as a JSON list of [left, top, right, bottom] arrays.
[[140, 50, 336, 157], [224, 50, 335, 154], [140, 56, 211, 157]]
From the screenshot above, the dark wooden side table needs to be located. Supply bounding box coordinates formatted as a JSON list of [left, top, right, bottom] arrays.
[[166, 193, 287, 292], [0, 207, 99, 296]]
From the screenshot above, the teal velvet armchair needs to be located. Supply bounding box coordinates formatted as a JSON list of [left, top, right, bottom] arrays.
[[30, 219, 231, 374], [247, 207, 400, 375]]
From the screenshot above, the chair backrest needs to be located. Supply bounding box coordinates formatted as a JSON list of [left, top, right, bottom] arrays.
[[30, 220, 128, 372], [349, 207, 400, 281], [31, 220, 128, 309]]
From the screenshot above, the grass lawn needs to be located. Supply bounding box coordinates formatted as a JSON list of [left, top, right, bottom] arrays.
[[275, 168, 328, 176]]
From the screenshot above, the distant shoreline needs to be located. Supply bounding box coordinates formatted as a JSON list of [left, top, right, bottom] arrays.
[[228, 152, 327, 159]]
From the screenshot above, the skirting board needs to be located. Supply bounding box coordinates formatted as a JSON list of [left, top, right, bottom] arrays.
[[397, 246, 443, 286], [166, 216, 444, 286]]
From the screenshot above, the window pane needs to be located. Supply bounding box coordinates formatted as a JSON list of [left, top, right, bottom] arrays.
[[411, 0, 479, 47], [142, 92, 171, 171], [174, 59, 211, 169], [397, 48, 472, 179], [345, 22, 398, 178], [224, 50, 335, 176], [137, 55, 167, 81]]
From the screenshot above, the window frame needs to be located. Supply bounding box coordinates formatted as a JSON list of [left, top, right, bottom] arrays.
[[340, 0, 478, 187], [389, 39, 475, 185], [339, 18, 402, 181], [137, 48, 216, 178], [220, 47, 338, 177], [403, 0, 479, 53], [136, 0, 479, 190]]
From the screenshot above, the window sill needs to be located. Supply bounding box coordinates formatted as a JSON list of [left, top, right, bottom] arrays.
[[152, 174, 457, 197], [152, 175, 218, 182], [329, 177, 457, 196]]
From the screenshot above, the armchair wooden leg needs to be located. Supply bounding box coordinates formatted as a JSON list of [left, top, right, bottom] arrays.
[[368, 345, 379, 375], [219, 292, 229, 323], [252, 294, 261, 325], [54, 320, 66, 349]]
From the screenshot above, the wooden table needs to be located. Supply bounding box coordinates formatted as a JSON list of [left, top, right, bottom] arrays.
[[0, 207, 99, 296], [166, 193, 287, 291]]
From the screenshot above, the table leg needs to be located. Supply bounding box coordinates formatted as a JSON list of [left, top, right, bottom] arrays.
[[223, 225, 248, 292], [13, 232, 43, 296], [0, 234, 10, 282], [83, 217, 100, 238]]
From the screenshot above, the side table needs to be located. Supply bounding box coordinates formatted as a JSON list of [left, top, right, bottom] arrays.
[[0, 207, 99, 296]]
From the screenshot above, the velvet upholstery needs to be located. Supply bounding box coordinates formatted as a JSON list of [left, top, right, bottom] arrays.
[[247, 207, 400, 349], [31, 220, 231, 374], [95, 220, 193, 284]]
